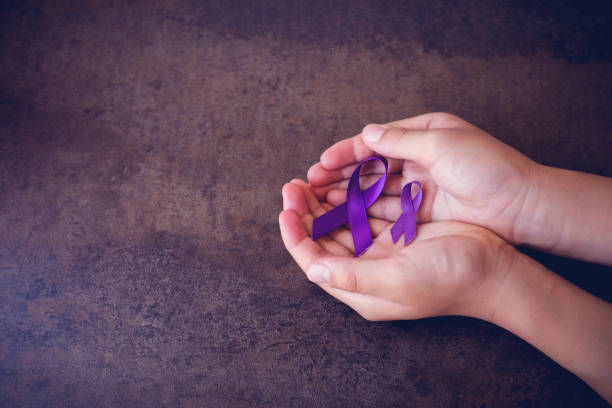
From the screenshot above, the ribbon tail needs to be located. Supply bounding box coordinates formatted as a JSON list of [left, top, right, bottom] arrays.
[[312, 203, 347, 240], [390, 213, 406, 243], [403, 208, 417, 245], [391, 180, 421, 246], [347, 186, 371, 256], [350, 203, 371, 257]]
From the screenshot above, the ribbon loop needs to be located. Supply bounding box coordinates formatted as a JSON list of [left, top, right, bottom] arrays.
[[312, 156, 388, 257], [390, 181, 422, 245]]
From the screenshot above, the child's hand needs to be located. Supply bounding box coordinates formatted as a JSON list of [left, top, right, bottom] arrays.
[[307, 113, 537, 246], [279, 179, 612, 402], [284, 115, 612, 400], [279, 179, 515, 321]]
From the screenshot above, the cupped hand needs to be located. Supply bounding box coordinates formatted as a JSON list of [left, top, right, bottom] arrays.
[[279, 179, 516, 322], [307, 113, 538, 245]]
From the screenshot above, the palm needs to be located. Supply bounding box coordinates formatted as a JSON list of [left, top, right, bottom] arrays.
[[280, 179, 508, 321], [405, 128, 531, 241]]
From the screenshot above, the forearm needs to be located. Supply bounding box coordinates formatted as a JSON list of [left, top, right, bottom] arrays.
[[517, 164, 612, 265], [490, 251, 612, 402]]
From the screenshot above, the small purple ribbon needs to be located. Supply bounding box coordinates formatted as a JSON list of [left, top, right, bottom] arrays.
[[390, 181, 422, 245], [312, 156, 388, 257]]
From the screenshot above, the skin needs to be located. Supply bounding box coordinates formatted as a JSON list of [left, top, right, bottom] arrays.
[[307, 113, 612, 264], [279, 113, 612, 401]]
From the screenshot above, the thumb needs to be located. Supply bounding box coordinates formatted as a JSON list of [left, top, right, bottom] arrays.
[[306, 256, 399, 296], [361, 124, 440, 167]]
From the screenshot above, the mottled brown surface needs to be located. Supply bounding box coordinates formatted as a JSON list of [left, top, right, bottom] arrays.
[[1, 1, 611, 407]]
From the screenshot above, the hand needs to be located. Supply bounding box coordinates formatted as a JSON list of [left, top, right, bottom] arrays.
[[279, 180, 612, 402], [307, 112, 537, 245], [279, 179, 516, 321]]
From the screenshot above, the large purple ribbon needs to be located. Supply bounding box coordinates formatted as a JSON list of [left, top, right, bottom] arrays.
[[312, 156, 388, 257], [390, 181, 422, 245]]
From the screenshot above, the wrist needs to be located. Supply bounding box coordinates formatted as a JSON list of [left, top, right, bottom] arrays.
[[456, 238, 522, 323], [486, 249, 553, 329], [483, 249, 612, 402], [511, 162, 554, 249], [511, 163, 612, 264]]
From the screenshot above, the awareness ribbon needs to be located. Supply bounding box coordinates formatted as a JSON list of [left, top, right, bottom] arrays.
[[312, 156, 388, 257], [390, 181, 422, 245]]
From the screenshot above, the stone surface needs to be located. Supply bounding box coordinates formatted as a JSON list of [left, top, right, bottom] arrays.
[[1, 1, 611, 406]]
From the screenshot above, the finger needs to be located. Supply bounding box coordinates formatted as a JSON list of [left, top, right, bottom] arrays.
[[361, 125, 446, 168], [313, 173, 404, 200], [279, 210, 328, 272], [290, 179, 342, 229], [317, 134, 373, 170], [326, 190, 432, 224], [308, 157, 403, 187], [311, 161, 431, 203], [289, 179, 320, 214], [282, 182, 309, 215], [306, 255, 412, 301], [386, 112, 471, 130], [283, 181, 352, 256], [314, 112, 468, 173], [313, 136, 405, 175], [367, 217, 391, 237], [333, 192, 402, 223], [317, 286, 415, 321]]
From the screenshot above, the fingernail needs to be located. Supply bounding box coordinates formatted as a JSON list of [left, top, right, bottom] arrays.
[[306, 164, 317, 181], [307, 263, 330, 284], [363, 124, 386, 142]]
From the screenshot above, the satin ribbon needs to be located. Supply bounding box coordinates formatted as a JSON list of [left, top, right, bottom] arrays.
[[312, 156, 388, 257], [390, 181, 422, 245]]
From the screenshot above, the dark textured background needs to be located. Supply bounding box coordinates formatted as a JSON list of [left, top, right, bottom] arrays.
[[1, 1, 611, 406]]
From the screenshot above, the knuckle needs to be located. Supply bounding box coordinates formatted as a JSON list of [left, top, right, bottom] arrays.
[[380, 126, 401, 140], [431, 112, 466, 128], [346, 269, 359, 293], [332, 264, 359, 292], [433, 112, 458, 121], [351, 267, 366, 294], [357, 309, 378, 321], [395, 127, 412, 140], [428, 128, 453, 148]]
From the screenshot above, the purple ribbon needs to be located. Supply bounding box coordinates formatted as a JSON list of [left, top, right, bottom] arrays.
[[312, 156, 388, 257], [390, 181, 422, 245]]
